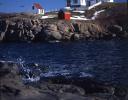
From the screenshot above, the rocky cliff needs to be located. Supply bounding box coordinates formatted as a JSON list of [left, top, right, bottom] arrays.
[[0, 3, 127, 42]]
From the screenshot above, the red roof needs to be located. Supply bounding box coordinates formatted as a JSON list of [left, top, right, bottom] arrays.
[[34, 3, 43, 9]]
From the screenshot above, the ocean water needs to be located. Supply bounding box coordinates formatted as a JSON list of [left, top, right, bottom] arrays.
[[0, 39, 128, 85]]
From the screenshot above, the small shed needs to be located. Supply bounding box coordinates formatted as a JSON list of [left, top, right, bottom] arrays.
[[32, 3, 45, 15], [58, 9, 71, 20]]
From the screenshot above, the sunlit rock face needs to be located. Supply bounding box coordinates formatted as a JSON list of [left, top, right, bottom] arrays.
[[0, 17, 127, 42]]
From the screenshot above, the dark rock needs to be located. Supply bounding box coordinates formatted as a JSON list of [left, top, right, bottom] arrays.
[[1, 85, 20, 96], [46, 24, 58, 31], [63, 32, 74, 40], [84, 31, 91, 39], [46, 84, 85, 95], [51, 31, 62, 40], [114, 86, 128, 98], [4, 23, 20, 41], [58, 93, 89, 100], [0, 20, 9, 41], [43, 76, 115, 94], [0, 20, 7, 32], [72, 23, 80, 32], [74, 34, 80, 40], [24, 19, 33, 28], [108, 25, 123, 34], [0, 61, 11, 77], [32, 25, 42, 34], [71, 33, 80, 40], [0, 61, 19, 77], [0, 61, 128, 100], [0, 32, 6, 41]]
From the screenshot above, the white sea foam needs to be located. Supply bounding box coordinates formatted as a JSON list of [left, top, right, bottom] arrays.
[[22, 77, 40, 83], [40, 70, 70, 77], [48, 40, 61, 43], [79, 72, 93, 77]]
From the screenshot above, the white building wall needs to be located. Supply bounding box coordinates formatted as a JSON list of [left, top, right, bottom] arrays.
[[38, 9, 41, 14], [71, 0, 80, 6], [69, 0, 114, 9], [80, 0, 86, 6], [102, 0, 114, 2], [90, 0, 97, 5], [109, 0, 114, 2], [38, 9, 45, 15]]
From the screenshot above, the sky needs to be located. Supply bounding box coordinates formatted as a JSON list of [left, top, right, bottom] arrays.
[[0, 0, 66, 13], [0, 0, 127, 13]]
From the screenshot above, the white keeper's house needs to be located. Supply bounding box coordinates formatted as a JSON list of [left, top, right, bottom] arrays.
[[66, 0, 114, 8]]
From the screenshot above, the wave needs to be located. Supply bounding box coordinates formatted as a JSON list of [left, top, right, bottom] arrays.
[[16, 58, 93, 83]]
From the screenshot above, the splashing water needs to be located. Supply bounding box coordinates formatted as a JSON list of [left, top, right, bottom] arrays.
[[17, 58, 41, 83], [16, 58, 93, 83], [1, 40, 127, 85]]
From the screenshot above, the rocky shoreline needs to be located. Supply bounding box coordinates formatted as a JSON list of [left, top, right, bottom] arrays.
[[0, 3, 128, 42], [0, 15, 127, 42], [0, 3, 128, 100], [0, 61, 128, 100]]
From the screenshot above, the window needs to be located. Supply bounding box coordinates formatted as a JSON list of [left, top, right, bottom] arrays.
[[73, 0, 78, 4]]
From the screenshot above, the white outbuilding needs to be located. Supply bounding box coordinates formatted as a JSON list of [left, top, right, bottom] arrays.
[[32, 3, 45, 15]]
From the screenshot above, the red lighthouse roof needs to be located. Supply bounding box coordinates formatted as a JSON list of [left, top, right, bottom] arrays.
[[34, 3, 43, 9]]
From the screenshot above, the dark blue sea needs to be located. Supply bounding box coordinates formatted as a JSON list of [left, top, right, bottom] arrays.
[[0, 39, 128, 85]]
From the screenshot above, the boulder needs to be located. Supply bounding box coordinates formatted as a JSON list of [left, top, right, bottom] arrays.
[[0, 61, 19, 78], [57, 22, 71, 33], [71, 33, 80, 40], [23, 19, 33, 28], [51, 31, 62, 40], [0, 20, 9, 41], [43, 24, 63, 40], [63, 32, 74, 40], [114, 86, 128, 99], [84, 31, 91, 38], [108, 25, 123, 34], [32, 25, 42, 33], [44, 30, 62, 40], [46, 24, 58, 31], [0, 32, 6, 41]]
